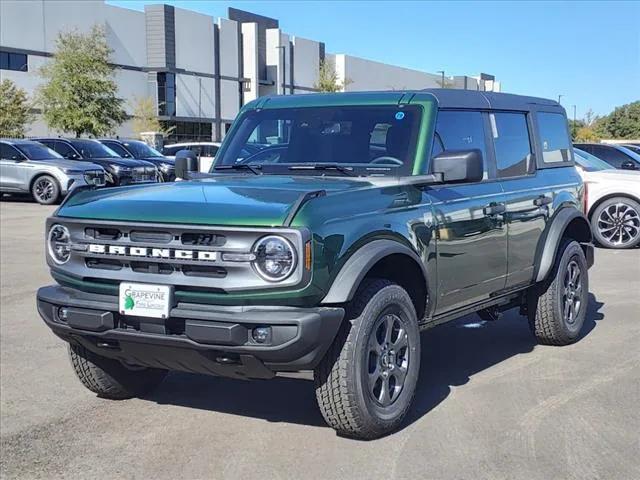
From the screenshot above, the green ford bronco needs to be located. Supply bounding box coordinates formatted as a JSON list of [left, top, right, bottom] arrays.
[[38, 89, 594, 439]]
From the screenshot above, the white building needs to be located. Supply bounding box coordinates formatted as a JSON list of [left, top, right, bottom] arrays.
[[0, 1, 501, 142]]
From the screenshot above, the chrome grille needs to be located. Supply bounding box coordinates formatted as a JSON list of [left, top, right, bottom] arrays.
[[132, 166, 157, 183]]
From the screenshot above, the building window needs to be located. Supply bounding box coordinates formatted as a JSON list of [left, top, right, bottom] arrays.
[[161, 121, 212, 143], [157, 72, 175, 116], [0, 51, 28, 71]]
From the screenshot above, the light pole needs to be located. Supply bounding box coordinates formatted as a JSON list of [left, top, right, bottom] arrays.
[[572, 104, 577, 139], [275, 45, 286, 95], [557, 94, 563, 104], [437, 70, 445, 88]]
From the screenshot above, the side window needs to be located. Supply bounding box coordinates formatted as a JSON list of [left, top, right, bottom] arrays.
[[162, 145, 182, 156], [105, 142, 130, 158], [589, 146, 629, 168], [201, 145, 219, 157], [490, 112, 533, 178], [37, 140, 55, 150], [1, 143, 22, 160], [53, 141, 77, 159], [432, 110, 487, 175], [537, 112, 572, 163]]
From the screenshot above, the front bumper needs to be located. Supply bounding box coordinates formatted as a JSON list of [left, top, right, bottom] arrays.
[[37, 285, 344, 379]]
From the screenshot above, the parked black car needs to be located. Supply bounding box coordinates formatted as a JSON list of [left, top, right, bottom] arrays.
[[573, 143, 640, 170], [99, 139, 175, 182], [34, 138, 159, 186]]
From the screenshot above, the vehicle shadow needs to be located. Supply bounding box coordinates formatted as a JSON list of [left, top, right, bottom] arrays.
[[0, 193, 35, 203], [144, 293, 605, 433]]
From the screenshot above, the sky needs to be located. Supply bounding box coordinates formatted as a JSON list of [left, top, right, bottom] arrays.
[[108, 0, 640, 119]]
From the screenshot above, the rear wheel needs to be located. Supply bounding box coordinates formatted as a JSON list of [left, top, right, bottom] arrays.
[[314, 279, 420, 439], [591, 197, 640, 249], [68, 343, 167, 399], [528, 239, 589, 345], [31, 175, 60, 205]]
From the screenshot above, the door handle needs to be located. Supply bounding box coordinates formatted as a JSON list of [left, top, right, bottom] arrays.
[[533, 195, 552, 207], [483, 203, 506, 216]]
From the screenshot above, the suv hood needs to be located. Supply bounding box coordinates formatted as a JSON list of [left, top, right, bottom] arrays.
[[57, 174, 373, 226], [31, 158, 104, 171]]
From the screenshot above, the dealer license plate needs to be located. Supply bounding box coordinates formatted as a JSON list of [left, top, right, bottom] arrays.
[[119, 283, 172, 319]]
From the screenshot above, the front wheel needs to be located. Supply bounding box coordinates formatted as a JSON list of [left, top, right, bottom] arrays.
[[31, 175, 60, 205], [528, 239, 589, 345], [68, 343, 167, 399], [314, 279, 421, 439]]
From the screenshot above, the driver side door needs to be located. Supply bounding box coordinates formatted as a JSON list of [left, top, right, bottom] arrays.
[[427, 110, 508, 314]]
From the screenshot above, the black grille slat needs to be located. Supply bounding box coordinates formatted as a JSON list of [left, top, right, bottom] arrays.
[[182, 265, 227, 278], [86, 258, 123, 271], [130, 230, 172, 243], [85, 228, 121, 240], [181, 233, 226, 246]]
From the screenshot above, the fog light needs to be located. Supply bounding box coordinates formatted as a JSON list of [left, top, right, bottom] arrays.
[[57, 307, 69, 322], [252, 327, 271, 344]]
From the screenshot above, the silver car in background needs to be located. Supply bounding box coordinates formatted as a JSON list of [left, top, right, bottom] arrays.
[[0, 139, 106, 205]]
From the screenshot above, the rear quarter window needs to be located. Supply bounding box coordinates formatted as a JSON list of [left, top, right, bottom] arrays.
[[537, 112, 572, 164]]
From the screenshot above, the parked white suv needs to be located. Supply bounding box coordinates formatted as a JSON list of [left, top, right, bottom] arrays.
[[574, 147, 640, 249], [162, 142, 220, 172]]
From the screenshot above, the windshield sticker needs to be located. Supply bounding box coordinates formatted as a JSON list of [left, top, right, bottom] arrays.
[[395, 111, 405, 121]]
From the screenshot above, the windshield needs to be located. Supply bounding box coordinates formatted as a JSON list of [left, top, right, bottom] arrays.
[[70, 139, 119, 159], [16, 143, 62, 160], [125, 141, 164, 158], [215, 105, 422, 176], [573, 148, 613, 172]]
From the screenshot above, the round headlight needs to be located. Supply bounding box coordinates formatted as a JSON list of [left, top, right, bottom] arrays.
[[252, 235, 297, 281], [48, 224, 71, 264]]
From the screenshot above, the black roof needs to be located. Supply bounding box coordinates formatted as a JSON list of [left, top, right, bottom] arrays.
[[421, 88, 560, 111], [0, 138, 43, 145]]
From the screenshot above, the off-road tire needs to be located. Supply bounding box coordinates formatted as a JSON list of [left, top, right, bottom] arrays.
[[314, 279, 420, 439], [591, 196, 640, 249], [68, 343, 167, 399], [528, 239, 588, 345], [31, 175, 60, 205]]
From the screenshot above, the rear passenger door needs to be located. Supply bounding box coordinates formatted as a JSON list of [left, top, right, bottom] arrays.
[[490, 111, 549, 288], [428, 110, 508, 314]]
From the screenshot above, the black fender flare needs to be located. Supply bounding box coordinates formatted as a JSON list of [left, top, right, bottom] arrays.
[[534, 208, 591, 283], [320, 239, 428, 304]]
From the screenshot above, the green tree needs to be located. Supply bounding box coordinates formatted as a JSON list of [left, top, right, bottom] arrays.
[[575, 126, 600, 142], [568, 119, 585, 140], [131, 96, 174, 137], [314, 59, 351, 92], [594, 101, 640, 139], [37, 25, 126, 137], [0, 79, 33, 137]]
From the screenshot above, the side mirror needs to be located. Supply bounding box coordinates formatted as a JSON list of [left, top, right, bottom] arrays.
[[64, 153, 79, 160], [432, 149, 483, 183], [620, 160, 638, 170], [175, 149, 199, 180]]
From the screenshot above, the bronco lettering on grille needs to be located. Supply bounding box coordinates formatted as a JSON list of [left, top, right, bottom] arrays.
[[87, 244, 217, 261]]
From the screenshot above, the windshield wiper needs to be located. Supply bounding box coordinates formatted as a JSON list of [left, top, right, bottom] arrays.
[[214, 164, 262, 175], [288, 163, 355, 176]]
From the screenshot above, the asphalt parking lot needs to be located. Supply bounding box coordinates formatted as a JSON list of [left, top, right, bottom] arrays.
[[1, 199, 639, 480]]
